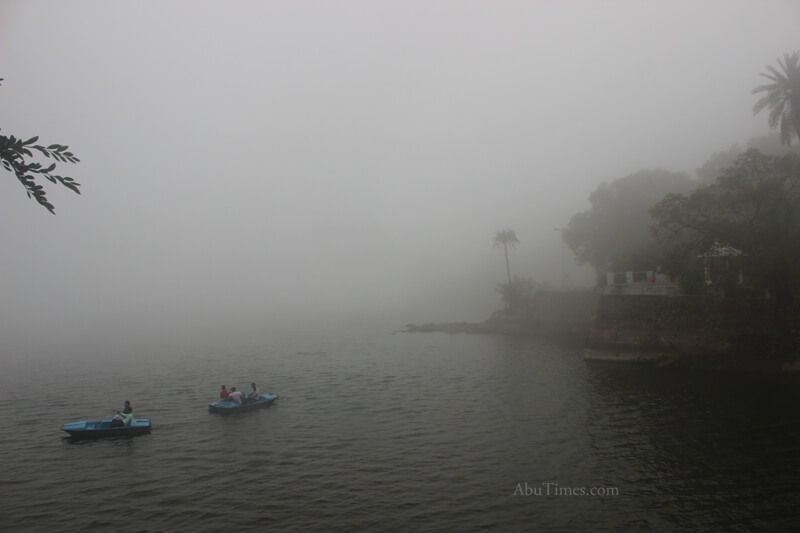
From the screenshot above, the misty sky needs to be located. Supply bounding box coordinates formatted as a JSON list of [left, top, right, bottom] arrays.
[[1, 1, 798, 352]]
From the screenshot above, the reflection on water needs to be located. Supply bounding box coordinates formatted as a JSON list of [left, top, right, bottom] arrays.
[[585, 363, 800, 531], [1, 329, 799, 531]]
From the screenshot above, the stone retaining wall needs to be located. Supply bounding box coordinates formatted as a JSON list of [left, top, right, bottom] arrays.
[[585, 294, 798, 369]]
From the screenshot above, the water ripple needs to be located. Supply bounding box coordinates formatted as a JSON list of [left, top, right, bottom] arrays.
[[3, 332, 800, 531]]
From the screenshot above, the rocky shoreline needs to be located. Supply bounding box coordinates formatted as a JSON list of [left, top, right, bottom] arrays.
[[403, 291, 600, 337], [402, 311, 539, 336], [401, 291, 800, 373], [402, 321, 490, 334]]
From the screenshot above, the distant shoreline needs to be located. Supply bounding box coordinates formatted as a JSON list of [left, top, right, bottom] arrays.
[[401, 321, 492, 334]]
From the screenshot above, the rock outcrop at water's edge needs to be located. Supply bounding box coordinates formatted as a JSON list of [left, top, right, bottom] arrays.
[[402, 321, 490, 334], [402, 291, 800, 372], [402, 291, 600, 337], [402, 313, 537, 336]]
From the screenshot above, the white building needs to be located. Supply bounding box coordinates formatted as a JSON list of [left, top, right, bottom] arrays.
[[603, 269, 678, 295]]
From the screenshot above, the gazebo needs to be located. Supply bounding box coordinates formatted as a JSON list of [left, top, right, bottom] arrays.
[[698, 241, 746, 287]]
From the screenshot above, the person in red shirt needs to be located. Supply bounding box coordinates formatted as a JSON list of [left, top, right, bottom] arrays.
[[219, 385, 230, 399]]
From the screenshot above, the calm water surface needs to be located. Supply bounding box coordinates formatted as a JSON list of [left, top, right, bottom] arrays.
[[2, 326, 800, 532]]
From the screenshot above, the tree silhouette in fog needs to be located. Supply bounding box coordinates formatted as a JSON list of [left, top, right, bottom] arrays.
[[752, 51, 800, 146], [493, 229, 519, 285], [651, 149, 800, 298]]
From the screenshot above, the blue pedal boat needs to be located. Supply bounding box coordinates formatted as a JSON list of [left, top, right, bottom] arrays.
[[208, 393, 279, 414], [61, 418, 152, 439]]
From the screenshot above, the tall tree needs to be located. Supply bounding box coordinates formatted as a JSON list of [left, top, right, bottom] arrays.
[[563, 169, 694, 275], [752, 51, 800, 146], [651, 149, 800, 296], [696, 134, 799, 186], [493, 228, 519, 285], [0, 78, 81, 214]]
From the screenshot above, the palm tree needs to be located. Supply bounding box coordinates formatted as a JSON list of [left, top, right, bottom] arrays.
[[493, 229, 519, 285], [752, 51, 800, 145]]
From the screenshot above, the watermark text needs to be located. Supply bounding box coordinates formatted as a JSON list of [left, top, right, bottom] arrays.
[[513, 482, 619, 497]]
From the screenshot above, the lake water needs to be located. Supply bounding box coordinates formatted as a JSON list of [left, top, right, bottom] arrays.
[[2, 324, 800, 532]]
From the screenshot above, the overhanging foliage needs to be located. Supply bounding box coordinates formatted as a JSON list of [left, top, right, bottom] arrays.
[[0, 78, 81, 214]]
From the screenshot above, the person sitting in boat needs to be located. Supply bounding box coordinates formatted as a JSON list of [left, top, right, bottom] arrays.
[[122, 400, 132, 414], [246, 382, 260, 403], [219, 385, 230, 400], [111, 411, 125, 427], [121, 412, 133, 427], [228, 387, 244, 404]]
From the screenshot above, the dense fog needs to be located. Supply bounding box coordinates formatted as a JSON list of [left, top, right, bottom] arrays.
[[1, 1, 798, 355]]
